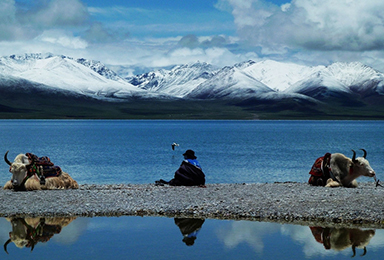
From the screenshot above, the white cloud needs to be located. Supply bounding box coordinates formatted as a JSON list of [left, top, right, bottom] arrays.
[[1, 0, 384, 73], [211, 0, 384, 72], [22, 0, 89, 27], [224, 0, 384, 52], [0, 0, 89, 42], [0, 0, 35, 40], [36, 30, 88, 49], [82, 22, 119, 43], [0, 0, 16, 24]]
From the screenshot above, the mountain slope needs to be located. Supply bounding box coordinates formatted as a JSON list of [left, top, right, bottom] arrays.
[[0, 54, 162, 100], [241, 60, 324, 91], [186, 63, 274, 99], [284, 62, 384, 107], [128, 61, 218, 97], [1, 53, 384, 119]]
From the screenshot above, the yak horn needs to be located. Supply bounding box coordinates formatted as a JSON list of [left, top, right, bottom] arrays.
[[351, 150, 357, 162], [4, 238, 11, 254], [362, 247, 367, 256], [30, 240, 35, 252], [360, 149, 367, 158], [4, 151, 12, 166]]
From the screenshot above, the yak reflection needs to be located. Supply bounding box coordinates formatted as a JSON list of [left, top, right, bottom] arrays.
[[3, 217, 76, 254], [174, 218, 205, 246], [310, 226, 375, 257]]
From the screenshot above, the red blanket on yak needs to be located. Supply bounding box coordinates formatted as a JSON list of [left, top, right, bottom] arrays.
[[308, 153, 331, 186], [26, 153, 62, 178]]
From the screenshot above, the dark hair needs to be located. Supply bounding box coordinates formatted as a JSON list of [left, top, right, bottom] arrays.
[[183, 149, 197, 159]]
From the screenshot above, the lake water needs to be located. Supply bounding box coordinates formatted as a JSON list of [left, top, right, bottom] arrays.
[[1, 120, 384, 259], [0, 216, 384, 259], [1, 120, 384, 185]]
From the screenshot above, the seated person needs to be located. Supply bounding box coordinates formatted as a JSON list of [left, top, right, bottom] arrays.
[[156, 149, 205, 186]]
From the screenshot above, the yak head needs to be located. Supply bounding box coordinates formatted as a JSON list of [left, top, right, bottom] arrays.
[[4, 151, 31, 188], [4, 218, 37, 254], [351, 149, 376, 178]]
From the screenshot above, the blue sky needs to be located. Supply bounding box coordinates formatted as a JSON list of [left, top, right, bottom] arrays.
[[2, 0, 384, 74]]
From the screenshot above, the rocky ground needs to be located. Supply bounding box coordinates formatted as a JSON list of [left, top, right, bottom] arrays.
[[1, 182, 383, 228]]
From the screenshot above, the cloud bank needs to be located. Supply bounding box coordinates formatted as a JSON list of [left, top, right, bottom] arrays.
[[1, 0, 384, 73], [212, 0, 384, 71], [220, 0, 384, 52]]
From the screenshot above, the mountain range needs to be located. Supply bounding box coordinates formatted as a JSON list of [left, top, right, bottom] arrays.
[[1, 53, 384, 119]]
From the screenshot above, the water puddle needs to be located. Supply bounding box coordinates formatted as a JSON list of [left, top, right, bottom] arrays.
[[0, 216, 383, 259]]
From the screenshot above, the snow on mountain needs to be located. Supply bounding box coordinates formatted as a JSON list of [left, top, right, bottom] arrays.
[[0, 53, 160, 100], [75, 58, 124, 82], [186, 62, 274, 99], [322, 62, 382, 86], [128, 61, 218, 97], [285, 73, 353, 100], [321, 62, 384, 95], [1, 53, 384, 103], [284, 62, 384, 99], [242, 60, 324, 92], [128, 59, 384, 100]]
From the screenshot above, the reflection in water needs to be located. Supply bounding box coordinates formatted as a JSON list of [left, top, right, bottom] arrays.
[[3, 217, 76, 254], [219, 220, 382, 258], [218, 221, 280, 253], [174, 218, 205, 246], [310, 227, 375, 257], [0, 216, 383, 259]]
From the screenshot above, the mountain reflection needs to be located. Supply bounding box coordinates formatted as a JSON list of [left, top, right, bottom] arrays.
[[3, 217, 76, 254], [174, 218, 205, 246], [310, 226, 375, 257]]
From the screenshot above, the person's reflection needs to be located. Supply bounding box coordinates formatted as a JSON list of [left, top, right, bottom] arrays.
[[310, 226, 375, 257], [174, 218, 205, 246], [3, 217, 76, 254]]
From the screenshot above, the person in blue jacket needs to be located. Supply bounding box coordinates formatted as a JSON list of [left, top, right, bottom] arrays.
[[156, 149, 205, 186], [182, 149, 202, 169]]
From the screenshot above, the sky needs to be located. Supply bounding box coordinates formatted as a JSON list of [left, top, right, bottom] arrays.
[[1, 0, 384, 75]]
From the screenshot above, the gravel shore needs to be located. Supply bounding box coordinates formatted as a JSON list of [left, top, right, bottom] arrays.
[[1, 182, 384, 228]]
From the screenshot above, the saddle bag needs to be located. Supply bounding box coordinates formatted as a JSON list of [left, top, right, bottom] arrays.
[[308, 153, 331, 186]]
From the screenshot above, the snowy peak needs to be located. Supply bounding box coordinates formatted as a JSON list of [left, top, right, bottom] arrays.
[[128, 59, 384, 100], [284, 62, 384, 98], [0, 53, 124, 82], [0, 53, 162, 100], [186, 62, 273, 99], [233, 60, 256, 70], [76, 58, 124, 82], [242, 60, 324, 92], [128, 61, 218, 97], [1, 53, 384, 104], [321, 62, 383, 86]]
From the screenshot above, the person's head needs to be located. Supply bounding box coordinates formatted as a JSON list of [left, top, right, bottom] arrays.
[[183, 149, 197, 159]]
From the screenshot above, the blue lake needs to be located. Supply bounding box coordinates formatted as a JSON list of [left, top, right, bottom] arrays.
[[1, 120, 384, 259], [0, 216, 383, 259], [1, 120, 384, 185]]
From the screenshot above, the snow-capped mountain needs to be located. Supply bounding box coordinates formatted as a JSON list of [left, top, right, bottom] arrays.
[[127, 61, 218, 97], [186, 62, 274, 99], [241, 60, 324, 92], [1, 53, 384, 104], [129, 59, 384, 101], [0, 53, 163, 100], [284, 62, 384, 100]]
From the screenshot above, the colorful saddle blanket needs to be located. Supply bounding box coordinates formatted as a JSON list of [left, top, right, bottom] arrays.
[[26, 153, 62, 178], [308, 152, 331, 186]]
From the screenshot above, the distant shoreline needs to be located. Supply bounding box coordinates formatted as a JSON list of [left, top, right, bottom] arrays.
[[1, 183, 383, 228]]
